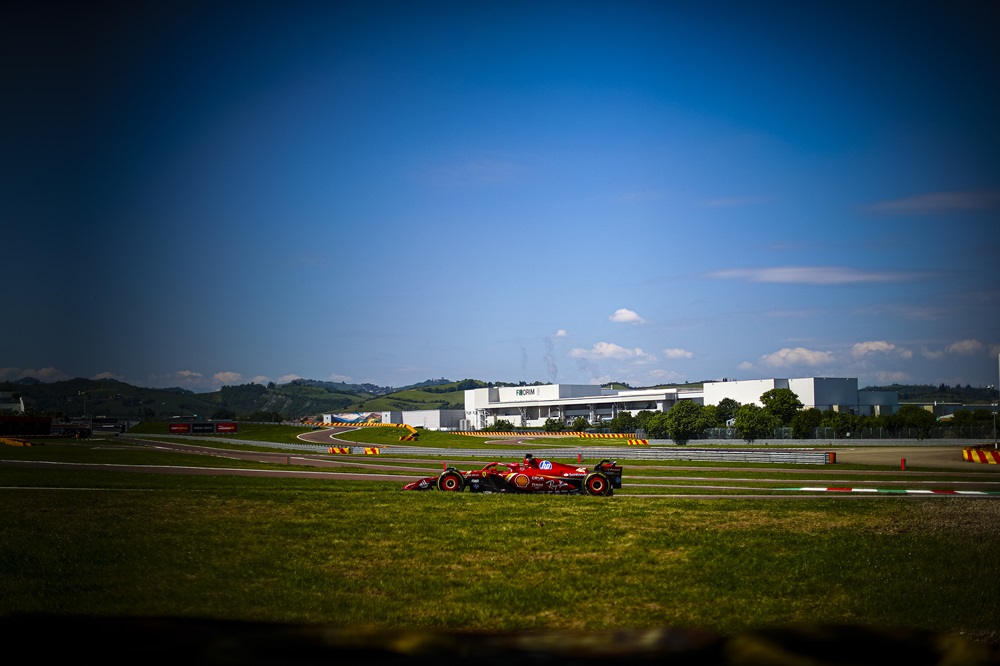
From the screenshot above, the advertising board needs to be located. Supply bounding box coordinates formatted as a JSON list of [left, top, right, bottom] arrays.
[[215, 422, 238, 434]]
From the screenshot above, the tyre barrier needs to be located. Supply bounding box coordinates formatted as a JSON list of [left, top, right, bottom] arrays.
[[328, 446, 382, 455], [627, 439, 648, 446], [963, 445, 1000, 464], [454, 431, 561, 437]]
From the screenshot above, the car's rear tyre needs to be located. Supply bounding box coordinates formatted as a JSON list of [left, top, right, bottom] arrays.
[[584, 472, 611, 496], [437, 469, 465, 492]]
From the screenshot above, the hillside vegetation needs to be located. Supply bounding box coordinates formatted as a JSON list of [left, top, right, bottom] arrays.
[[4, 376, 989, 423], [0, 377, 479, 421]]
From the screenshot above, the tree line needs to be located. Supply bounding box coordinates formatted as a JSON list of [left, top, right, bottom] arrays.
[[493, 388, 995, 443]]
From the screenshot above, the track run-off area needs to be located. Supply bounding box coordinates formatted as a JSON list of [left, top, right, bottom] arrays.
[[5, 425, 998, 500]]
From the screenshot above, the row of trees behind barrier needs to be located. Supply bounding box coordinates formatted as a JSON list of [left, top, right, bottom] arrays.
[[585, 388, 997, 444]]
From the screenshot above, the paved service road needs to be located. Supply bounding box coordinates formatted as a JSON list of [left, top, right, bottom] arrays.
[[833, 445, 999, 471]]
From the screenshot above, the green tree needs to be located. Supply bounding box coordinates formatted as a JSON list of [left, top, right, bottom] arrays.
[[571, 416, 591, 432], [646, 412, 670, 439], [888, 405, 937, 440], [542, 417, 565, 432], [608, 412, 637, 433], [663, 400, 704, 445], [819, 410, 861, 438], [634, 410, 656, 433], [791, 408, 823, 439], [485, 419, 516, 431], [734, 404, 780, 444], [699, 404, 720, 428], [716, 398, 740, 425], [243, 411, 284, 422], [760, 388, 803, 425]]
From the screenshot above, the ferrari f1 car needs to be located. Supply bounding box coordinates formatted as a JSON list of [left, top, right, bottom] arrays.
[[403, 454, 623, 496]]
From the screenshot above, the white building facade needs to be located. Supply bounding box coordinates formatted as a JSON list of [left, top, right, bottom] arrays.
[[0, 392, 25, 413], [463, 378, 899, 430], [702, 378, 898, 416], [464, 384, 703, 430], [381, 409, 465, 430]]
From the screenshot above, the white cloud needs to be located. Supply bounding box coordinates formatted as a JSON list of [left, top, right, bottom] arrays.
[[569, 341, 650, 361], [649, 368, 685, 382], [94, 371, 126, 381], [278, 374, 302, 384], [328, 373, 352, 382], [176, 370, 203, 379], [738, 361, 754, 370], [663, 348, 694, 359], [868, 190, 999, 214], [250, 375, 270, 384], [851, 341, 912, 359], [946, 339, 984, 355], [873, 370, 911, 383], [609, 308, 646, 324], [213, 371, 243, 385], [759, 347, 834, 368], [555, 329, 568, 338], [921, 347, 945, 360], [708, 266, 923, 285], [0, 366, 70, 382]]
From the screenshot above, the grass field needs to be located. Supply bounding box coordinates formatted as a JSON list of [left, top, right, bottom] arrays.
[[2, 431, 999, 650]]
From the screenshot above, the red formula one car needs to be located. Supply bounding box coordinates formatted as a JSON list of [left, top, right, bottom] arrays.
[[403, 454, 623, 496]]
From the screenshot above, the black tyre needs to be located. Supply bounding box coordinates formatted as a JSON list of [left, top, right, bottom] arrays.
[[584, 472, 611, 496], [437, 469, 465, 492]]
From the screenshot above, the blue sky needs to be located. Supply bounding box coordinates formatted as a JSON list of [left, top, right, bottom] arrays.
[[4, 1, 999, 391]]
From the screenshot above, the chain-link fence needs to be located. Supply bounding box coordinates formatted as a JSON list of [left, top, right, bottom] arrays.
[[698, 425, 998, 441]]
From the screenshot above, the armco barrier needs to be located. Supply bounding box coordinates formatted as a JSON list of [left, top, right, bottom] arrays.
[[963, 446, 1000, 464], [372, 446, 837, 465], [454, 431, 556, 437]]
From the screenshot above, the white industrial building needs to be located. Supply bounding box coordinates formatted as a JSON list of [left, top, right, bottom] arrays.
[[464, 384, 703, 430], [0, 392, 25, 413], [464, 378, 898, 430], [702, 378, 898, 416], [381, 409, 465, 430]]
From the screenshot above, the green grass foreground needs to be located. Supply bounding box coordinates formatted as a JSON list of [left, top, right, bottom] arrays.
[[1, 460, 998, 643]]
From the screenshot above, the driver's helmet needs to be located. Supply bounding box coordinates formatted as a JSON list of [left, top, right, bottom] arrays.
[[524, 453, 537, 467]]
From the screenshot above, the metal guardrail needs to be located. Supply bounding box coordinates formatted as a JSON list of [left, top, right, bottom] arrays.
[[378, 446, 836, 465], [131, 435, 837, 464]]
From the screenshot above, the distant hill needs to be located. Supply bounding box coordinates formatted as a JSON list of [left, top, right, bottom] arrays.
[[5, 376, 945, 422], [0, 376, 472, 421], [864, 383, 995, 404]]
